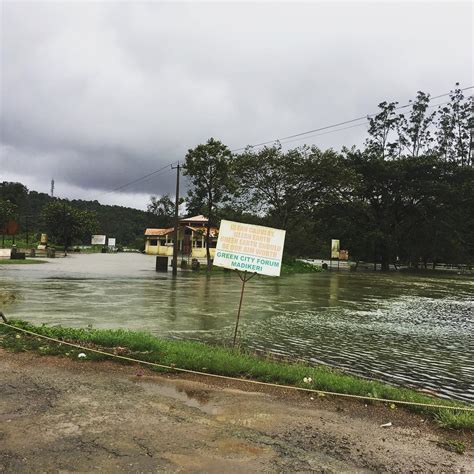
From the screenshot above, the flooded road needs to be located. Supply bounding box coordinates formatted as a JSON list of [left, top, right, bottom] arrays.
[[1, 253, 473, 402]]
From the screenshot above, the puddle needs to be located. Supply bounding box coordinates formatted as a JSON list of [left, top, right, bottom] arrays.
[[136, 378, 222, 415]]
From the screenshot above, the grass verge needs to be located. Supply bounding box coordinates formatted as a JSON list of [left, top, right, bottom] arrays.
[[281, 259, 323, 274], [193, 257, 322, 274], [0, 319, 472, 430], [0, 259, 47, 265]]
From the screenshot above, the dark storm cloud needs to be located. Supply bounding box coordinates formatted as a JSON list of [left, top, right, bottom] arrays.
[[1, 1, 472, 208]]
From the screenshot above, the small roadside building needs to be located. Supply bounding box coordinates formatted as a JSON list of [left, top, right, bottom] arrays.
[[144, 215, 218, 259]]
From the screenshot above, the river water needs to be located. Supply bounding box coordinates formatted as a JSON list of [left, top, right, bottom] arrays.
[[1, 253, 472, 402]]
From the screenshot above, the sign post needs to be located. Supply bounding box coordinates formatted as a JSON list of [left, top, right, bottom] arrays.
[[213, 220, 286, 346], [330, 239, 340, 271], [233, 270, 257, 346]]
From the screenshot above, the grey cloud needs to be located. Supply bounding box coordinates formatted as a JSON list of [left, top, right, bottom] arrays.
[[1, 1, 472, 209]]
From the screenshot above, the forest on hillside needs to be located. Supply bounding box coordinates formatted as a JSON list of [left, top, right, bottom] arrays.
[[0, 184, 169, 249]]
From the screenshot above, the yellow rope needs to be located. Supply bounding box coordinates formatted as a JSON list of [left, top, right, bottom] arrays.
[[1, 321, 473, 413]]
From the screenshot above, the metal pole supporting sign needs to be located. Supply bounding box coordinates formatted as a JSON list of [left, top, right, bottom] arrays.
[[232, 270, 257, 347], [212, 220, 286, 347]]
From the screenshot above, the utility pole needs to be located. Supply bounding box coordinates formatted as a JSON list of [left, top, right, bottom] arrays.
[[171, 163, 181, 276]]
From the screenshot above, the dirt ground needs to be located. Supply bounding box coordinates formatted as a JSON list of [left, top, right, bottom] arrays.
[[0, 349, 472, 473]]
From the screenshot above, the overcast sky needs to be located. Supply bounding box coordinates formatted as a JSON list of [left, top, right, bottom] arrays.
[[1, 1, 472, 210]]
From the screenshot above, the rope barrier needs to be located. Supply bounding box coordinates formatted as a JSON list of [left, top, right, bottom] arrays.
[[1, 321, 473, 412]]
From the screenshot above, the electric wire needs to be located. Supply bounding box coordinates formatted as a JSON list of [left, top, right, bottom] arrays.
[[95, 161, 178, 199], [92, 86, 472, 197], [230, 86, 473, 152], [276, 99, 452, 147]]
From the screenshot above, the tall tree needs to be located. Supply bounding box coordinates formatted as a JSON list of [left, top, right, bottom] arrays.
[[0, 199, 17, 247], [184, 138, 233, 270], [366, 102, 402, 159], [398, 91, 435, 157], [435, 84, 472, 165], [41, 201, 98, 255], [0, 182, 28, 216], [233, 145, 312, 228], [147, 194, 177, 227]]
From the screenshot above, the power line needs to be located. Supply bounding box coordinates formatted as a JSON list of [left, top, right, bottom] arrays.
[[94, 161, 178, 199], [103, 161, 176, 194], [93, 86, 472, 199], [116, 165, 175, 192], [278, 122, 369, 147], [277, 99, 452, 147], [230, 86, 473, 152]]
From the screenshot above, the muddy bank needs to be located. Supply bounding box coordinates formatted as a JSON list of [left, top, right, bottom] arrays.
[[0, 349, 472, 473]]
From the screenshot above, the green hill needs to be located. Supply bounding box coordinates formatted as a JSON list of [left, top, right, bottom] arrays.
[[1, 181, 168, 248]]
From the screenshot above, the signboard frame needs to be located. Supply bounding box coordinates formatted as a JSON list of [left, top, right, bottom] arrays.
[[213, 220, 286, 277], [213, 220, 286, 346], [91, 235, 106, 246]]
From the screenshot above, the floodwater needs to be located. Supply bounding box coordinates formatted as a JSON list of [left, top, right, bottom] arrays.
[[1, 253, 473, 402]]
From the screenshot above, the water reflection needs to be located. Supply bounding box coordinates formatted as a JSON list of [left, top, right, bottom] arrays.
[[0, 286, 19, 308], [168, 277, 177, 322], [329, 273, 339, 306], [1, 253, 473, 402]]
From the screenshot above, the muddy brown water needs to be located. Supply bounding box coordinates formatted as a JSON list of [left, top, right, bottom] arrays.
[[1, 253, 473, 402]]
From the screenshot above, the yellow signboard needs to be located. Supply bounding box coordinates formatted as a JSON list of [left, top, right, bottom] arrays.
[[213, 220, 286, 277], [331, 239, 340, 259]]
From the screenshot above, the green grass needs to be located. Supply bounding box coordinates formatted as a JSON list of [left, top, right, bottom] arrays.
[[437, 439, 466, 454], [281, 259, 322, 274], [0, 319, 472, 430], [1, 237, 40, 248], [0, 259, 47, 265]]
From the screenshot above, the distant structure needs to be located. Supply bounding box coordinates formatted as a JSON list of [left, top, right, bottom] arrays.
[[144, 215, 218, 260], [50, 179, 55, 198]]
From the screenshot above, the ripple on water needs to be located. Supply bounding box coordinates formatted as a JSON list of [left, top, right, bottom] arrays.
[[181, 295, 473, 402], [2, 257, 473, 402]]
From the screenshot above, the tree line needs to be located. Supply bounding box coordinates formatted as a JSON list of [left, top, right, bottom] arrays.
[[1, 84, 472, 267], [180, 85, 473, 270], [0, 184, 170, 251]]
